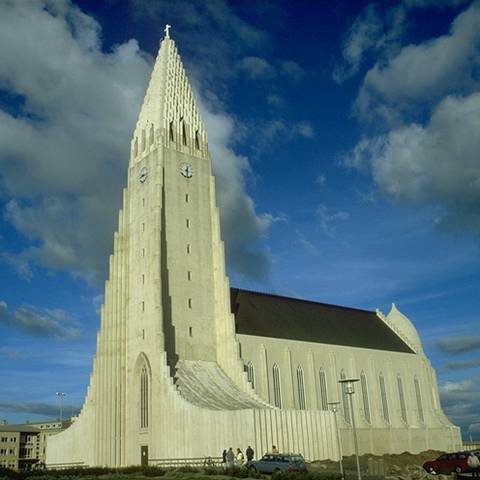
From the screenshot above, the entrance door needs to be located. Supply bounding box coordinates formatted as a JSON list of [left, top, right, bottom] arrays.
[[141, 445, 149, 467]]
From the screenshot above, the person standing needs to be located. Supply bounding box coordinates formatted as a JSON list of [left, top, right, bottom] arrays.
[[226, 447, 235, 467], [222, 449, 227, 464], [246, 445, 254, 462], [236, 448, 244, 466], [468, 452, 480, 477]]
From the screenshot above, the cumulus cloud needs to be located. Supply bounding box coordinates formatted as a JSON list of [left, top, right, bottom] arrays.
[[440, 377, 480, 437], [0, 301, 81, 340], [198, 98, 274, 280], [356, 3, 480, 121], [334, 0, 471, 85], [345, 2, 480, 244], [348, 92, 480, 236], [0, 0, 151, 284], [0, 0, 275, 285], [436, 335, 480, 355]]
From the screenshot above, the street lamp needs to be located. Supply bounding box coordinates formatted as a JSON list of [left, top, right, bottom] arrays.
[[328, 401, 344, 480], [56, 392, 66, 421], [338, 378, 361, 480]]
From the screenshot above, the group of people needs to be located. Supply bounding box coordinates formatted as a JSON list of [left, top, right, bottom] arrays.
[[222, 446, 255, 466], [221, 445, 280, 467]]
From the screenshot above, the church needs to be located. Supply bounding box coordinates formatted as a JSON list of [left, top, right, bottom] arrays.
[[46, 29, 461, 468]]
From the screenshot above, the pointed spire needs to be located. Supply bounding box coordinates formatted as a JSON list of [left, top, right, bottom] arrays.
[[131, 26, 207, 160]]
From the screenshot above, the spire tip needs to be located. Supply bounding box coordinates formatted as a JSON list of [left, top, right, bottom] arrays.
[[164, 24, 171, 39]]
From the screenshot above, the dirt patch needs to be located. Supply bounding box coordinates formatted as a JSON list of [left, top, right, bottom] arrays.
[[310, 450, 446, 476]]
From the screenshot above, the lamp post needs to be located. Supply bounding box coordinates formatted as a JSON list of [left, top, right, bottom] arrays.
[[338, 378, 361, 480], [56, 392, 66, 421], [328, 401, 344, 480]]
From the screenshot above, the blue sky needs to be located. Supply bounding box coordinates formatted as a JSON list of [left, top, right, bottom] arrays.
[[0, 0, 479, 440]]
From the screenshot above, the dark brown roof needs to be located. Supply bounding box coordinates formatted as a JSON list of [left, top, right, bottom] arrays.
[[230, 288, 414, 354]]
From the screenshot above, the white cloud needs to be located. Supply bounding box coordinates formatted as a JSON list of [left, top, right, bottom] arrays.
[[334, 4, 383, 82], [0, 301, 81, 340], [316, 204, 350, 234], [0, 0, 274, 285], [281, 61, 305, 81], [348, 92, 480, 237], [439, 376, 480, 436], [238, 56, 275, 79], [356, 3, 480, 121], [437, 335, 480, 355]]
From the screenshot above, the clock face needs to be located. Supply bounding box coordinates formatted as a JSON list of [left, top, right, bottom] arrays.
[[180, 162, 193, 178], [139, 166, 148, 183]]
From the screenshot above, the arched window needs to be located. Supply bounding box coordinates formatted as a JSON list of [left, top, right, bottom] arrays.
[[360, 371, 371, 423], [272, 363, 282, 408], [140, 365, 149, 428], [246, 361, 255, 389], [340, 370, 351, 423], [379, 372, 390, 423], [414, 376, 424, 423], [397, 375, 407, 423], [297, 366, 306, 410], [318, 368, 328, 410]]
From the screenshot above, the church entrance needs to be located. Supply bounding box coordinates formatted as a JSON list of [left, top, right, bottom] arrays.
[[141, 446, 148, 467]]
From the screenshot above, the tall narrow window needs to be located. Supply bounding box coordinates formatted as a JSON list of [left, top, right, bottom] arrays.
[[188, 298, 192, 309], [169, 121, 174, 141], [182, 121, 187, 146], [187, 271, 192, 281], [360, 371, 371, 423], [141, 129, 146, 151], [140, 366, 149, 428], [247, 361, 255, 389], [195, 130, 200, 149], [134, 137, 138, 156], [340, 370, 351, 423], [398, 375, 407, 423], [187, 244, 191, 254], [186, 219, 190, 228], [272, 363, 282, 408], [379, 373, 390, 423], [185, 193, 189, 203], [318, 368, 328, 410], [149, 124, 154, 145], [414, 377, 424, 423], [297, 366, 306, 410]]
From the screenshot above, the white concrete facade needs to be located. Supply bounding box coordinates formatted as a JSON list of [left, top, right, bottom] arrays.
[[46, 32, 461, 468]]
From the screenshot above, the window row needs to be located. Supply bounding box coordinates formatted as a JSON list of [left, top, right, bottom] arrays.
[[245, 361, 425, 424]]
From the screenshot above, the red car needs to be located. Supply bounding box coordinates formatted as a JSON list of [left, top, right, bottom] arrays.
[[423, 451, 480, 475]]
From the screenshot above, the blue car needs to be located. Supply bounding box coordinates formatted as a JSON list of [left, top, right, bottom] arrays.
[[247, 453, 307, 473]]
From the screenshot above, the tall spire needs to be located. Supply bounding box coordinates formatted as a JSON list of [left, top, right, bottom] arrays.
[[131, 25, 207, 161]]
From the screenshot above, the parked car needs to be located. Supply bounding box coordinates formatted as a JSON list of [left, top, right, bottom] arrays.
[[247, 453, 307, 473], [423, 451, 480, 474]]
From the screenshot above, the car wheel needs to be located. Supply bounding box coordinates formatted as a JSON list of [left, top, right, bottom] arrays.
[[428, 467, 437, 475], [454, 466, 463, 474]]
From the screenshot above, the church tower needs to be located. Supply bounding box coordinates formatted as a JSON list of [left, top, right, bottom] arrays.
[[47, 27, 274, 468], [46, 28, 460, 468]]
